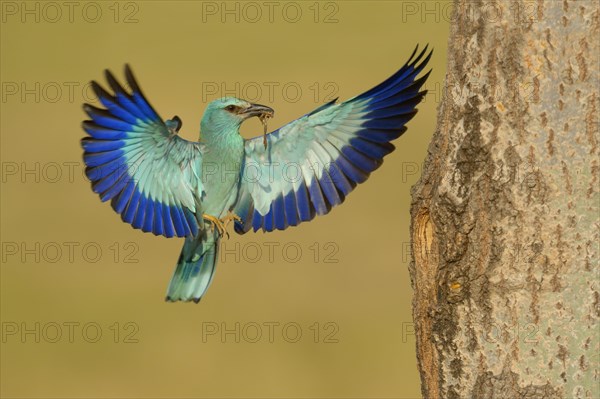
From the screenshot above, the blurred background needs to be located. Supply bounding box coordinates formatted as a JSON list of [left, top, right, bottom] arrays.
[[0, 1, 449, 398]]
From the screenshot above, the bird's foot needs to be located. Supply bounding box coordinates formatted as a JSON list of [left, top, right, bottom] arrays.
[[223, 210, 242, 227], [220, 211, 242, 239], [202, 214, 226, 237], [202, 211, 241, 239]]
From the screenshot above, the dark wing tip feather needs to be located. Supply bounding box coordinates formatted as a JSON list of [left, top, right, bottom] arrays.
[[123, 64, 162, 121], [406, 45, 420, 64], [410, 69, 433, 93], [82, 103, 100, 116], [352, 45, 433, 104], [413, 49, 433, 72], [90, 80, 112, 101], [83, 103, 115, 120], [407, 44, 432, 67], [124, 64, 143, 94], [104, 68, 129, 96]]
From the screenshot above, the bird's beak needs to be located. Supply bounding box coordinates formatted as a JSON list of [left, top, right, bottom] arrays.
[[240, 103, 274, 119]]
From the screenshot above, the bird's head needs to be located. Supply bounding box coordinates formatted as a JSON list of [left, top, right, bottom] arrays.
[[200, 97, 274, 138]]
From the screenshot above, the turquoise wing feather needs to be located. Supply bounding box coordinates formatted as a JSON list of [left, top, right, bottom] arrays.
[[81, 65, 203, 238], [233, 45, 432, 233]]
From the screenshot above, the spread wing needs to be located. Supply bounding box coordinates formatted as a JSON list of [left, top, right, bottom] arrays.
[[232, 45, 432, 233], [81, 65, 203, 238]]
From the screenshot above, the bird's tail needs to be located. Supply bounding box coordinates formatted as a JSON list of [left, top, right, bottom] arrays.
[[165, 229, 220, 303]]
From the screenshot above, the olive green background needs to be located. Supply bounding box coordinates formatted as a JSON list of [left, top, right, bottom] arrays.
[[0, 1, 449, 397]]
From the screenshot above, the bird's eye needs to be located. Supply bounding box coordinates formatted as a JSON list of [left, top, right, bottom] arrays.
[[225, 105, 237, 112]]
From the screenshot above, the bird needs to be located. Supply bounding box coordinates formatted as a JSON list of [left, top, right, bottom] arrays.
[[80, 45, 432, 303]]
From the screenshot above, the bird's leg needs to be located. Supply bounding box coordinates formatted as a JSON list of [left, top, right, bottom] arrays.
[[202, 214, 226, 237]]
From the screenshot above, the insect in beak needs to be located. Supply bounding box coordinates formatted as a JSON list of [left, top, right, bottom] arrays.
[[259, 112, 273, 149]]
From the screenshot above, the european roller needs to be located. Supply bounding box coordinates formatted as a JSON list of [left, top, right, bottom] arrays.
[[81, 45, 432, 303]]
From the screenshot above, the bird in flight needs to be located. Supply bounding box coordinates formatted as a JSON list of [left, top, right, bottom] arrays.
[[81, 45, 432, 303]]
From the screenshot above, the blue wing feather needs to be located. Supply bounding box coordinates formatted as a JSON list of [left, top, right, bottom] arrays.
[[143, 199, 155, 233]]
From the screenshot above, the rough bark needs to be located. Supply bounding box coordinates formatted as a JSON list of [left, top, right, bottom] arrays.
[[409, 1, 599, 398]]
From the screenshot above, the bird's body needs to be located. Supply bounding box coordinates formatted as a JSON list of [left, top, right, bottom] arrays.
[[199, 123, 244, 218], [81, 46, 432, 302]]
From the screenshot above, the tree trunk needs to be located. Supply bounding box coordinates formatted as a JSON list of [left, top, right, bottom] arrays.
[[409, 1, 599, 398]]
